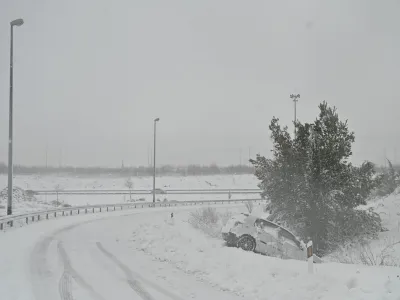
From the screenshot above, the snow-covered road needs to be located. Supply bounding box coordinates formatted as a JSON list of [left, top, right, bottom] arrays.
[[0, 205, 251, 300]]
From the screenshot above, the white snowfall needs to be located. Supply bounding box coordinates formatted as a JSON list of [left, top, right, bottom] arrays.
[[0, 176, 399, 299]]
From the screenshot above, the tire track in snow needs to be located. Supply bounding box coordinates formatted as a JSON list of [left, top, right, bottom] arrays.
[[29, 221, 99, 300], [58, 270, 73, 300], [30, 236, 60, 300], [58, 241, 106, 300], [96, 242, 185, 300]]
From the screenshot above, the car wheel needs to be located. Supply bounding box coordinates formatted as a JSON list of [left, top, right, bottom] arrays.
[[237, 235, 256, 252]]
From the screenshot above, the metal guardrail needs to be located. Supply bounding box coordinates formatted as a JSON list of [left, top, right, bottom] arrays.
[[0, 198, 265, 232], [29, 188, 261, 196]]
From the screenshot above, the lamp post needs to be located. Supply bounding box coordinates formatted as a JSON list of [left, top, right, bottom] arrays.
[[7, 18, 24, 215], [290, 94, 300, 137], [153, 118, 160, 203]]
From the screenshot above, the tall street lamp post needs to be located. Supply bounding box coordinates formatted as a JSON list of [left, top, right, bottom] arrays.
[[290, 94, 300, 137], [7, 18, 24, 215]]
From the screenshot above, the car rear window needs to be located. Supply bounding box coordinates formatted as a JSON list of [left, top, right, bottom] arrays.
[[278, 229, 301, 247], [254, 219, 279, 229], [255, 219, 301, 247]]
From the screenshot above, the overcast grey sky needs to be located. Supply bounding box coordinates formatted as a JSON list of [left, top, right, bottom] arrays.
[[1, 0, 399, 167]]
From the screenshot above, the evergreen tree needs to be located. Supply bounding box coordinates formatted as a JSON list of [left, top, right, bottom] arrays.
[[251, 101, 381, 254]]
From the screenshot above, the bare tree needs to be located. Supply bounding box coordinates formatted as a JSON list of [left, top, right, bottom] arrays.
[[125, 177, 134, 201], [54, 184, 63, 206]]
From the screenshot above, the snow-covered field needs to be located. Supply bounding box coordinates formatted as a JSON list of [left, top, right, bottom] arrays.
[[0, 174, 259, 216], [0, 174, 258, 191], [1, 174, 400, 299], [1, 199, 399, 300]]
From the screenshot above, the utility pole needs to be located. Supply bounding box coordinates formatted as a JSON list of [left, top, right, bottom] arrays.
[[384, 148, 387, 168], [147, 144, 150, 167], [153, 118, 160, 203], [248, 147, 251, 167], [58, 148, 62, 169], [45, 143, 48, 169], [290, 94, 300, 137]]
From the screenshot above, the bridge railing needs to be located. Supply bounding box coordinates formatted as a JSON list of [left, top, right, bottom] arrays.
[[28, 188, 261, 195]]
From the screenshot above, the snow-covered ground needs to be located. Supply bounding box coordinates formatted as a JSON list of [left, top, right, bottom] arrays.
[[1, 194, 399, 299], [128, 205, 400, 299], [0, 204, 254, 300], [327, 192, 400, 268], [1, 174, 400, 299], [0, 174, 259, 216]]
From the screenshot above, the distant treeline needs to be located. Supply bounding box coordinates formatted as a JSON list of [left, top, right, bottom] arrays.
[[0, 163, 255, 176]]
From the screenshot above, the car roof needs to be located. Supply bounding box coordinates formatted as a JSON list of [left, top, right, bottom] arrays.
[[250, 216, 300, 241], [243, 214, 258, 223]]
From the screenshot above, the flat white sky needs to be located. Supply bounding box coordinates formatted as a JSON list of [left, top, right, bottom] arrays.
[[0, 0, 399, 167]]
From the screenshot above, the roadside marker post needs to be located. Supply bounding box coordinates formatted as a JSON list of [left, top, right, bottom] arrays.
[[307, 240, 313, 274]]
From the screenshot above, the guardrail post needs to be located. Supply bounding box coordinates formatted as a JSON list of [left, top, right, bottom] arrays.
[[107, 207, 109, 212], [113, 206, 115, 211], [0, 223, 3, 230], [85, 208, 87, 214], [100, 207, 102, 212], [38, 215, 40, 221], [54, 212, 57, 218], [70, 210, 72, 216], [93, 207, 95, 213], [78, 209, 80, 214], [10, 220, 13, 227], [26, 217, 28, 224], [32, 216, 34, 221], [46, 214, 49, 219]]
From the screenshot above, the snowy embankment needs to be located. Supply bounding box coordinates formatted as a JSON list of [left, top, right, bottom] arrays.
[[127, 204, 400, 299], [0, 174, 258, 216], [0, 186, 62, 216], [327, 192, 400, 267]]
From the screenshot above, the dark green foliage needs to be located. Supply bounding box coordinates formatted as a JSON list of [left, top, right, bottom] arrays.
[[251, 101, 382, 255]]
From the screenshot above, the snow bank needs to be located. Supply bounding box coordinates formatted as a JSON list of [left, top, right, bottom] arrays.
[[130, 211, 400, 300], [0, 186, 63, 217], [327, 193, 400, 267]]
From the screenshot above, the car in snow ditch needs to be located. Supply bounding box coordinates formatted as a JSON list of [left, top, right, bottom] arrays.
[[221, 213, 322, 263]]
